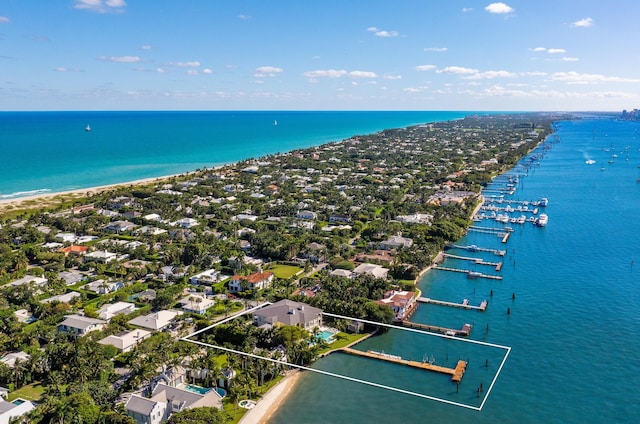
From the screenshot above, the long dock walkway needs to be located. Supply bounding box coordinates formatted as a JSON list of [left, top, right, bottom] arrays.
[[448, 244, 506, 256], [433, 265, 503, 280], [341, 348, 467, 382], [401, 321, 472, 337], [442, 253, 502, 269], [417, 297, 488, 311]]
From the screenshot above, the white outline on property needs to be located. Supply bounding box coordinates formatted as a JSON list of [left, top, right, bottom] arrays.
[[181, 303, 511, 411]]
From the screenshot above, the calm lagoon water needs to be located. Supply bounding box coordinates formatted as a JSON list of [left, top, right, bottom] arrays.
[[270, 117, 640, 424]]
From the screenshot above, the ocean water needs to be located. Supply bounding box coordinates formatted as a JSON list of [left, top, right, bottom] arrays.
[[270, 116, 640, 423], [0, 111, 469, 199]]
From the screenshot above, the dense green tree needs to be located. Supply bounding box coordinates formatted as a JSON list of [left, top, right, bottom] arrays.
[[166, 406, 230, 423]]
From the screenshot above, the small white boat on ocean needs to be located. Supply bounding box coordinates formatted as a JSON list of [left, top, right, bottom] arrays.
[[535, 213, 549, 227], [585, 159, 596, 165], [85, 124, 91, 132]]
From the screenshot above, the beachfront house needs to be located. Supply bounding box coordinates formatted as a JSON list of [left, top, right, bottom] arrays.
[[253, 299, 322, 332], [376, 290, 417, 322], [379, 235, 413, 250], [352, 263, 390, 279]]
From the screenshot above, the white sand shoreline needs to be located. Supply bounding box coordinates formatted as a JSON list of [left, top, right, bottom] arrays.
[[238, 370, 302, 424]]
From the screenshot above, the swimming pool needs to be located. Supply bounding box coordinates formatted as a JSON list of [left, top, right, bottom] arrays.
[[317, 329, 336, 343], [184, 384, 212, 395]]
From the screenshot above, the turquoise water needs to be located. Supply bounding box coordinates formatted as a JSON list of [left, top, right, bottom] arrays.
[[270, 116, 640, 423], [318, 330, 336, 343], [0, 111, 469, 199]]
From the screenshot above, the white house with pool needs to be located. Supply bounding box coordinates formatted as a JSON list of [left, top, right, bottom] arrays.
[[253, 299, 322, 332]]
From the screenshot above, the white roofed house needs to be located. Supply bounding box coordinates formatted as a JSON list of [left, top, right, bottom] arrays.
[[125, 395, 166, 424], [58, 314, 106, 336], [189, 269, 220, 286], [352, 263, 389, 279], [97, 301, 137, 321], [99, 329, 151, 353], [128, 310, 182, 331], [84, 250, 118, 263], [379, 235, 413, 250], [253, 299, 322, 332], [178, 294, 215, 315], [84, 279, 125, 295], [0, 398, 35, 424], [8, 274, 48, 288]]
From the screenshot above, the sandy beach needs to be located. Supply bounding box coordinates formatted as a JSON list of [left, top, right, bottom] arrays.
[[239, 370, 302, 424], [0, 173, 191, 214]]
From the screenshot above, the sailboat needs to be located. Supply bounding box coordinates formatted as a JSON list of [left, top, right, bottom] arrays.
[[273, 120, 278, 126], [85, 124, 91, 132]]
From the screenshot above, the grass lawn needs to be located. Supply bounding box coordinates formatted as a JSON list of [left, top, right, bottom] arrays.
[[316, 331, 370, 355], [7, 382, 45, 402], [268, 264, 303, 279]]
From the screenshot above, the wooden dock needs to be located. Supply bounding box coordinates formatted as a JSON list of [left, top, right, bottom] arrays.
[[448, 244, 506, 256], [417, 297, 488, 311], [341, 347, 467, 382], [401, 321, 472, 337], [433, 265, 503, 280], [442, 253, 503, 270]]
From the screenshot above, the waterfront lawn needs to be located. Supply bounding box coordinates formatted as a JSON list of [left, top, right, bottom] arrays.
[[268, 264, 303, 279], [316, 332, 369, 355], [7, 382, 45, 402]]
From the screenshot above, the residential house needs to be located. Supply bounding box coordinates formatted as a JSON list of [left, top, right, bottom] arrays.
[[253, 299, 322, 331], [178, 294, 215, 315], [99, 329, 151, 353], [8, 274, 48, 288], [58, 245, 89, 257], [330, 269, 354, 279], [84, 280, 124, 295], [174, 218, 198, 229], [125, 395, 165, 424], [352, 263, 389, 279], [228, 271, 274, 293], [189, 269, 220, 286], [128, 310, 182, 331], [296, 210, 317, 220], [40, 291, 81, 304], [379, 235, 414, 250], [97, 301, 137, 321], [0, 398, 36, 424], [105, 220, 137, 233], [376, 290, 417, 322], [58, 314, 106, 336], [13, 309, 35, 324], [58, 270, 86, 286], [355, 250, 394, 266], [0, 352, 30, 368], [84, 250, 118, 263]]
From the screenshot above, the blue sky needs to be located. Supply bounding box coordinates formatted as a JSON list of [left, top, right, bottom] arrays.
[[1, 1, 638, 111]]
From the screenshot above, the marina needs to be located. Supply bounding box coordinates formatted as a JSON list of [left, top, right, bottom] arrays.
[[441, 253, 502, 271], [340, 348, 467, 383], [416, 297, 488, 311], [446, 244, 506, 256]]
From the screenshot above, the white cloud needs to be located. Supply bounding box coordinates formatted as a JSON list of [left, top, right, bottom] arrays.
[[466, 70, 517, 79], [571, 17, 593, 28], [0, 16, 10, 23], [436, 66, 479, 74], [74, 0, 126, 13], [99, 55, 141, 63], [415, 65, 436, 71], [485, 2, 514, 14], [367, 26, 399, 37], [349, 71, 377, 78], [550, 71, 640, 84], [532, 47, 547, 52], [547, 48, 566, 54], [562, 57, 579, 62], [303, 69, 347, 78], [424, 47, 448, 52], [55, 67, 68, 72], [383, 74, 402, 80], [140, 45, 152, 50], [186, 70, 199, 76], [255, 66, 283, 77], [156, 68, 165, 73], [462, 8, 474, 13], [171, 61, 201, 67], [202, 68, 213, 74], [237, 14, 251, 20]]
